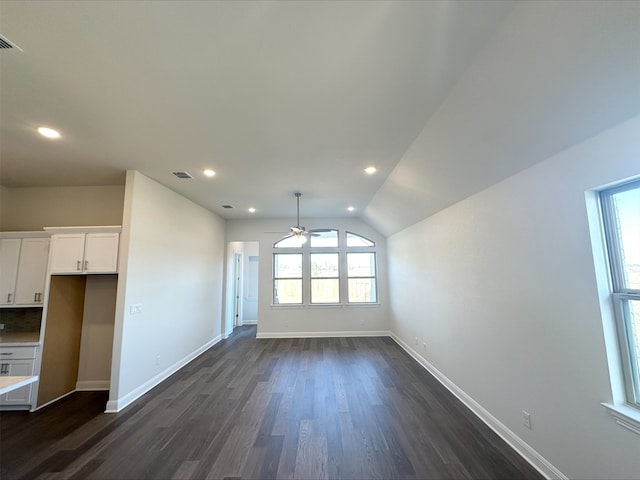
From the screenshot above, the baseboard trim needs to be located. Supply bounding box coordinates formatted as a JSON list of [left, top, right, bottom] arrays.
[[34, 389, 76, 411], [390, 332, 568, 480], [105, 334, 222, 413], [241, 320, 257, 325], [76, 380, 110, 391], [256, 330, 391, 339]]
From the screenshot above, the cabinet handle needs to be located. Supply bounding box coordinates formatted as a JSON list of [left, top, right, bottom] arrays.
[[6, 293, 11, 303], [0, 352, 13, 356], [84, 260, 88, 271], [34, 292, 38, 302], [77, 260, 81, 271], [0, 364, 8, 375]]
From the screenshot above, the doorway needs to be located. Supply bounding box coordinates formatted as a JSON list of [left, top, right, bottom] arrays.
[[225, 241, 259, 337]]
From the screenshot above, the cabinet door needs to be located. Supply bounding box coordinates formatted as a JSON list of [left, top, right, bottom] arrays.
[[0, 360, 35, 405], [0, 239, 21, 305], [14, 238, 50, 305], [84, 233, 119, 273], [49, 234, 86, 274]]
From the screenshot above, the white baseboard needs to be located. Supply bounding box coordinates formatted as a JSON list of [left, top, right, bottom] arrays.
[[76, 380, 110, 391], [390, 332, 568, 480], [241, 320, 257, 325], [33, 389, 76, 411], [256, 330, 391, 339], [105, 334, 222, 413]]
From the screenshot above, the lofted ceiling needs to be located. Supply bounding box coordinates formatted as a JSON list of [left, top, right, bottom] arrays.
[[1, 1, 639, 235]]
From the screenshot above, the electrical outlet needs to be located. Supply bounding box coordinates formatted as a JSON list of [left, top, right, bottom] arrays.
[[522, 410, 532, 429], [0, 324, 4, 330]]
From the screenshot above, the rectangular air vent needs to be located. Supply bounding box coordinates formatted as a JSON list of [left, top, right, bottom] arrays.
[[0, 34, 23, 51], [171, 171, 193, 179]]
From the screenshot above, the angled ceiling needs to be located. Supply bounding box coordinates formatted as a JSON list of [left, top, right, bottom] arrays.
[[1, 1, 638, 235]]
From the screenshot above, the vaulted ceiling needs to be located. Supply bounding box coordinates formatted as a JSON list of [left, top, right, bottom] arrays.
[[1, 1, 639, 235]]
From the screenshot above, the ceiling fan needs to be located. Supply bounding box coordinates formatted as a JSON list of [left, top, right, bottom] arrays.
[[286, 192, 315, 244]]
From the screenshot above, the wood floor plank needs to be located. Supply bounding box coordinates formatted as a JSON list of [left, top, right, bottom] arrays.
[[1, 326, 545, 480]]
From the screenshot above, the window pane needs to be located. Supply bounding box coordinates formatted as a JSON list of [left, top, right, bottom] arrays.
[[346, 232, 375, 247], [311, 278, 339, 303], [274, 279, 302, 304], [310, 230, 338, 247], [612, 187, 640, 290], [311, 253, 339, 277], [348, 253, 376, 277], [274, 254, 302, 278], [348, 278, 377, 303], [624, 299, 640, 403], [274, 235, 303, 248]]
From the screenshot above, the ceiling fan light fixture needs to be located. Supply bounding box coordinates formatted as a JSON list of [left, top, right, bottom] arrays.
[[248, 207, 256, 213], [364, 166, 377, 175], [37, 127, 61, 139], [347, 206, 355, 212], [202, 168, 216, 177]]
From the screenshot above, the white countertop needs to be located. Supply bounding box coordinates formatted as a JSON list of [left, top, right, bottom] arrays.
[[0, 376, 38, 395]]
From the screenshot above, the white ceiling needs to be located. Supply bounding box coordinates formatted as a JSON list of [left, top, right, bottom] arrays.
[[1, 1, 639, 235]]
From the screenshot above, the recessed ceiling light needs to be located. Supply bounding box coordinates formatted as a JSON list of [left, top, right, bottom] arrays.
[[364, 166, 377, 175], [248, 207, 256, 213], [347, 206, 355, 212], [37, 127, 61, 139], [202, 168, 216, 177]]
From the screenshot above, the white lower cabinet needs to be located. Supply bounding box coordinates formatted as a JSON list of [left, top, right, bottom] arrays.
[[0, 346, 37, 407]]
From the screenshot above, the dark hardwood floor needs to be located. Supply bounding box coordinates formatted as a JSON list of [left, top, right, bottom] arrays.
[[0, 326, 544, 480]]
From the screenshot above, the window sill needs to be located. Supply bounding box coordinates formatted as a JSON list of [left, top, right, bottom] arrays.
[[602, 402, 640, 435], [270, 303, 380, 309]]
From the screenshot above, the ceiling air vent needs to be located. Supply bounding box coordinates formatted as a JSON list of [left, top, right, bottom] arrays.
[[0, 34, 23, 51], [222, 205, 233, 209], [171, 171, 193, 179]]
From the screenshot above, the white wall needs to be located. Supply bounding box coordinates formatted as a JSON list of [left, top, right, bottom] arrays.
[[0, 185, 124, 231], [77, 275, 117, 390], [107, 171, 225, 412], [226, 217, 389, 337], [387, 115, 640, 479]]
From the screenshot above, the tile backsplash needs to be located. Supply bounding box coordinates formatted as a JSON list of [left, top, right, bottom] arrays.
[[0, 308, 43, 333]]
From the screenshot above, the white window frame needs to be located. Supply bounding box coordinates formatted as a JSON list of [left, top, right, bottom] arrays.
[[272, 229, 378, 307], [273, 252, 303, 305], [600, 179, 640, 412]]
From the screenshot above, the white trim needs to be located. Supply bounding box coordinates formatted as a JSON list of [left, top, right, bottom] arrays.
[[390, 332, 568, 480], [0, 231, 50, 239], [76, 380, 110, 391], [256, 330, 391, 339], [32, 389, 76, 411], [105, 335, 221, 413], [602, 403, 640, 435], [223, 329, 234, 339], [43, 225, 122, 234], [241, 320, 258, 325]]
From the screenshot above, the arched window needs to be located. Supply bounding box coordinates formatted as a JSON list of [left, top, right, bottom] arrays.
[[272, 229, 377, 305]]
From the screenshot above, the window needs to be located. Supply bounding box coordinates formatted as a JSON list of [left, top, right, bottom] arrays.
[[272, 229, 378, 305], [601, 179, 640, 409], [311, 253, 339, 303], [347, 252, 377, 303], [273, 253, 302, 304]]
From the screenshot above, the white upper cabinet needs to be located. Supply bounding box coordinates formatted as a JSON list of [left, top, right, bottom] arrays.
[[0, 239, 22, 305], [46, 227, 121, 275], [84, 233, 120, 273], [14, 238, 50, 305], [0, 234, 50, 307]]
